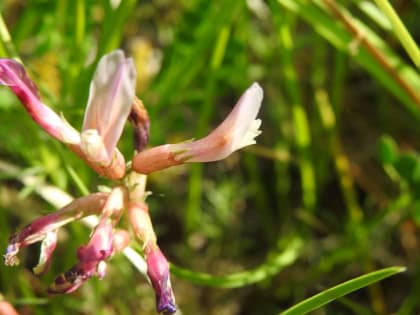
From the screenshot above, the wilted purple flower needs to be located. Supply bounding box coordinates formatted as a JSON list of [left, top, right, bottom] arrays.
[[49, 218, 114, 294], [132, 82, 263, 174], [4, 193, 109, 268], [3, 187, 129, 294]]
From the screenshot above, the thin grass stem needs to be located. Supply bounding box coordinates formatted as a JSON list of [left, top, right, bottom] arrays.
[[373, 0, 420, 68]]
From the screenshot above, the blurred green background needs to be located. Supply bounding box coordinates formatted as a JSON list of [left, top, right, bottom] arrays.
[[0, 0, 419, 314]]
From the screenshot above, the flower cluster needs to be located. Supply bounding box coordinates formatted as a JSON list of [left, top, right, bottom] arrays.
[[0, 50, 263, 314]]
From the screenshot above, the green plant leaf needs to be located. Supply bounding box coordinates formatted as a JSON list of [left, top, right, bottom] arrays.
[[378, 135, 398, 164], [279, 266, 405, 315]]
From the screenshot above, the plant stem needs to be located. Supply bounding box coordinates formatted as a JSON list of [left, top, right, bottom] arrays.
[[275, 12, 317, 211]]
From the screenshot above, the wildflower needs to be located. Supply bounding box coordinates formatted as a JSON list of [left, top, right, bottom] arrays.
[[1, 47, 264, 315], [132, 82, 263, 174], [0, 50, 136, 179]]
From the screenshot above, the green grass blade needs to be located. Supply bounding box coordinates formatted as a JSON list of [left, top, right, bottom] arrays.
[[0, 14, 20, 60], [270, 7, 317, 211], [277, 0, 420, 117], [373, 0, 420, 68], [280, 266, 405, 315], [171, 238, 302, 288]]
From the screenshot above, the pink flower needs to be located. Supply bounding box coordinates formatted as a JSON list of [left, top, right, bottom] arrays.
[[132, 82, 263, 174], [2, 47, 264, 315], [0, 50, 137, 179]]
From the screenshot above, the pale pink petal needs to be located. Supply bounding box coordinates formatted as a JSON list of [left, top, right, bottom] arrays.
[[132, 83, 263, 174], [176, 82, 263, 162], [82, 50, 136, 160]]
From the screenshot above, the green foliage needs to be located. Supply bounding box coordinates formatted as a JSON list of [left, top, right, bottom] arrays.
[[1, 0, 419, 314]]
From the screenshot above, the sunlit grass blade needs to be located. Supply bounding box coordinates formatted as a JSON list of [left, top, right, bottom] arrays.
[[0, 14, 20, 60], [277, 0, 420, 117], [171, 238, 302, 288], [372, 0, 420, 68], [279, 266, 405, 315], [269, 4, 317, 212]]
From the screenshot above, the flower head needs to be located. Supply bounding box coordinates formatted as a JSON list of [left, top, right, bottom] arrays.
[[2, 46, 264, 314]]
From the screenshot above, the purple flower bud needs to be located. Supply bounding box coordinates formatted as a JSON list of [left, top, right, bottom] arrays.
[[146, 246, 177, 314], [128, 97, 150, 152]]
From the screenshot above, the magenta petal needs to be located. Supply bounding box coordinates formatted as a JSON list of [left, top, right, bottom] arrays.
[[0, 59, 40, 99], [49, 220, 114, 294], [0, 58, 80, 143], [77, 220, 114, 263]]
